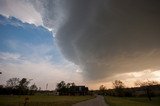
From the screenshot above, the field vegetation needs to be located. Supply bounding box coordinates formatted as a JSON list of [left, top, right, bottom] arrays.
[[0, 95, 94, 106], [104, 96, 160, 106]]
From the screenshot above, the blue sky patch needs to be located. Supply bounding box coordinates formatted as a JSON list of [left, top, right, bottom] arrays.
[[0, 15, 65, 65]]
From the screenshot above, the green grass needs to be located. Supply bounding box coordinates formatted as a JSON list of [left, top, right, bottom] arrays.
[[104, 96, 160, 106], [0, 95, 94, 106]]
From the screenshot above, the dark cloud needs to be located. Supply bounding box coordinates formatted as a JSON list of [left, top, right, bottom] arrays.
[[33, 0, 160, 80]]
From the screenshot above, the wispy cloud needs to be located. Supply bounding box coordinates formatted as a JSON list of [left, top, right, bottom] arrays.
[[0, 52, 21, 61], [0, 55, 83, 90], [0, 0, 43, 26]]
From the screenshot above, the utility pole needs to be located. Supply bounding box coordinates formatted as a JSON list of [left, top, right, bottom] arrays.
[[46, 83, 48, 90]]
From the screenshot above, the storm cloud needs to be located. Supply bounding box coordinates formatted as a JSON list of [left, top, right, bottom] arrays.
[[31, 0, 160, 80]]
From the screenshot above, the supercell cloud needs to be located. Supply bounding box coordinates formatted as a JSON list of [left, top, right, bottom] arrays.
[[32, 0, 160, 80]]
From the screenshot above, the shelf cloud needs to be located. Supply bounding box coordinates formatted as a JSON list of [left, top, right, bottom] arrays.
[[31, 0, 160, 80]]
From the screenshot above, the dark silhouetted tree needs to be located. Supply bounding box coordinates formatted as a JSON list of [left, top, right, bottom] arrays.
[[1, 78, 39, 95], [99, 85, 106, 91], [66, 83, 71, 88], [135, 80, 159, 101], [6, 78, 19, 89], [99, 85, 106, 95], [30, 83, 38, 95], [113, 80, 125, 96], [56, 81, 66, 95], [18, 78, 30, 95], [19, 78, 30, 89], [56, 81, 78, 95], [71, 82, 76, 86], [56, 81, 66, 90]]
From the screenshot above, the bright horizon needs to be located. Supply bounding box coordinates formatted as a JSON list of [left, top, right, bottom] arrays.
[[0, 0, 160, 90]]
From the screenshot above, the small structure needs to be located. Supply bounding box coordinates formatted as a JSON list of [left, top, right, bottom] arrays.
[[57, 85, 89, 96], [132, 85, 160, 97]]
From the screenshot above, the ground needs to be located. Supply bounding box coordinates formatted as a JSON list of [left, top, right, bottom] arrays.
[[104, 96, 160, 106], [0, 95, 94, 106]]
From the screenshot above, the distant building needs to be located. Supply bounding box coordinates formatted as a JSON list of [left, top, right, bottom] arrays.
[[37, 90, 55, 95], [57, 85, 89, 96], [133, 85, 160, 97], [69, 86, 89, 95]]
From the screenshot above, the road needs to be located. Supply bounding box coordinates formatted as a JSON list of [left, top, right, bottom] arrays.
[[73, 95, 108, 106]]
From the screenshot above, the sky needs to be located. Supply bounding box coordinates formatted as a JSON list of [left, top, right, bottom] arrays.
[[0, 0, 160, 90]]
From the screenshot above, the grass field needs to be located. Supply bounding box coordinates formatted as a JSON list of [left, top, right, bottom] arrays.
[[0, 95, 94, 106], [104, 96, 160, 106]]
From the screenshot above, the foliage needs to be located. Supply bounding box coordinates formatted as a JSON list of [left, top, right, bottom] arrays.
[[56, 81, 88, 95], [135, 80, 159, 87], [99, 85, 106, 91], [113, 80, 125, 89], [99, 85, 107, 95], [56, 81, 67, 95], [17, 78, 31, 95], [0, 77, 38, 95], [6, 78, 20, 89], [30, 84, 38, 91], [30, 84, 38, 95], [18, 78, 30, 89], [113, 80, 125, 96]]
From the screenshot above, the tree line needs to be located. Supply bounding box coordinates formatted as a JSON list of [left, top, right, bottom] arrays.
[[99, 80, 160, 101], [0, 78, 38, 95]]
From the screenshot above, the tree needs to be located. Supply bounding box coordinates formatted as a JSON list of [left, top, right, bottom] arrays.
[[71, 82, 76, 86], [18, 78, 30, 95], [56, 81, 77, 95], [30, 84, 38, 91], [66, 83, 71, 88], [113, 80, 125, 96], [2, 78, 38, 95], [56, 81, 66, 95], [135, 80, 159, 101], [6, 78, 20, 89], [99, 85, 106, 95], [19, 78, 30, 89], [113, 80, 125, 89], [56, 81, 66, 90], [99, 85, 106, 91], [30, 83, 38, 95]]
